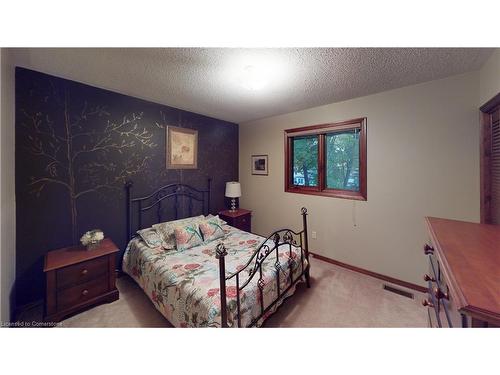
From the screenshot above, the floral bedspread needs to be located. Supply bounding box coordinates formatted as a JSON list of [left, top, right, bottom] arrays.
[[122, 225, 307, 327]]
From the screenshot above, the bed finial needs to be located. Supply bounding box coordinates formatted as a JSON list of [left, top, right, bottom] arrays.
[[301, 207, 310, 288], [216, 243, 228, 327], [125, 181, 134, 240], [215, 243, 227, 259]]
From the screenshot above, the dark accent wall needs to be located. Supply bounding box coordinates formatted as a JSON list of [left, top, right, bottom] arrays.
[[15, 67, 238, 307]]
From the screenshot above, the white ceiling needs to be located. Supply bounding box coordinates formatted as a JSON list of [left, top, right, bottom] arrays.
[[11, 48, 493, 123]]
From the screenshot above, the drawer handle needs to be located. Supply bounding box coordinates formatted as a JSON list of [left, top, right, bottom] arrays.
[[433, 287, 449, 300], [423, 274, 435, 282], [422, 299, 434, 308], [82, 289, 89, 296], [424, 244, 434, 255], [81, 269, 88, 276]]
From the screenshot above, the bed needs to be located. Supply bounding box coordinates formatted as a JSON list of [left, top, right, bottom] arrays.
[[122, 179, 310, 327]]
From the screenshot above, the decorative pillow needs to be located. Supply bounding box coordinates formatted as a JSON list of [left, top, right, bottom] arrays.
[[199, 218, 225, 243], [153, 215, 205, 249], [205, 214, 227, 226], [174, 223, 204, 251], [137, 228, 163, 248]]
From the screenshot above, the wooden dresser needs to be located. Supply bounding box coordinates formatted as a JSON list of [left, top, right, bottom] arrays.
[[43, 238, 119, 322], [423, 217, 500, 327], [219, 209, 252, 232]]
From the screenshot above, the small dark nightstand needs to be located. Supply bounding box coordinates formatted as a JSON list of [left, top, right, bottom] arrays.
[[43, 238, 119, 322], [219, 209, 252, 232]]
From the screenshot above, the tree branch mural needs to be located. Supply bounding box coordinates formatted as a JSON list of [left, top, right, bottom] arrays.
[[21, 87, 157, 244], [15, 68, 239, 307]]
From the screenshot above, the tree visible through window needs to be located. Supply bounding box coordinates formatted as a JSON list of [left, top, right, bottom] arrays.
[[326, 130, 360, 191], [292, 136, 318, 187], [285, 118, 366, 200]]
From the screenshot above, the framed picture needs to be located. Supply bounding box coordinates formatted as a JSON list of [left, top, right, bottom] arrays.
[[251, 154, 268, 175], [166, 126, 198, 169]]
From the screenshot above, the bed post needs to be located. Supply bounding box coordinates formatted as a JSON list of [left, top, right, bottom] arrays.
[[125, 181, 133, 240], [216, 243, 228, 327], [207, 177, 212, 215], [301, 207, 311, 288]]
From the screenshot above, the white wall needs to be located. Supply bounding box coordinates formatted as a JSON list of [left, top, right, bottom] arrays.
[[239, 71, 480, 287], [479, 49, 500, 105], [0, 48, 16, 322]]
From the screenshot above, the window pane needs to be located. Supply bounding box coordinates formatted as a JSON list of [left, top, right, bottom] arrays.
[[326, 130, 360, 191], [292, 136, 318, 187]]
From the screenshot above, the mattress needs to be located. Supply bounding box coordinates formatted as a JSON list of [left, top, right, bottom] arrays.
[[122, 224, 307, 327]]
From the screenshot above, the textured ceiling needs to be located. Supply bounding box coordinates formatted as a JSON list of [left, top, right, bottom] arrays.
[[10, 48, 493, 123]]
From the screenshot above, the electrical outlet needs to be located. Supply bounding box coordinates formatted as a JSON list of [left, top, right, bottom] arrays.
[[311, 231, 317, 239]]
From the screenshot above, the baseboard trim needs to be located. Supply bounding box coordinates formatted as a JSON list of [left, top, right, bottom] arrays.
[[310, 252, 427, 293]]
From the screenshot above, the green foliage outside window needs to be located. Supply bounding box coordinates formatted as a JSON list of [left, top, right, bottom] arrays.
[[326, 130, 360, 191], [292, 136, 318, 186], [291, 130, 360, 191]]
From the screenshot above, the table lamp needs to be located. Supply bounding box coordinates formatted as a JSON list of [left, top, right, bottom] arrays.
[[225, 181, 241, 212]]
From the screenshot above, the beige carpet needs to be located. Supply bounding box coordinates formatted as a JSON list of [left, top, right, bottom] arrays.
[[18, 257, 428, 327]]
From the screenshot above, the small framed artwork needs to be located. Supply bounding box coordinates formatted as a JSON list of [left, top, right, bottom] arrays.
[[166, 126, 198, 169], [251, 154, 268, 175]]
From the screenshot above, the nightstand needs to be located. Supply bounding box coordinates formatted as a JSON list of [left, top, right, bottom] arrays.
[[43, 238, 119, 322], [219, 209, 252, 232]]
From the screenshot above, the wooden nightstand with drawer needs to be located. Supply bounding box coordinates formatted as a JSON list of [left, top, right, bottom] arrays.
[[219, 209, 252, 232], [43, 238, 119, 322]]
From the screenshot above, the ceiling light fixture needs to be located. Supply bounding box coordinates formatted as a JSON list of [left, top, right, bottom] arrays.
[[240, 65, 268, 91]]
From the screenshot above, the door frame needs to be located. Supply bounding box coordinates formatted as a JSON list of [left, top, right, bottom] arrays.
[[480, 92, 500, 224]]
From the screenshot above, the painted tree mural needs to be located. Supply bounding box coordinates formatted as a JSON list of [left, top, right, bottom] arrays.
[[15, 68, 239, 307], [20, 87, 157, 244]]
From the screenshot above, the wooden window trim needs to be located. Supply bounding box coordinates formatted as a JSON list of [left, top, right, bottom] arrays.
[[284, 118, 367, 201]]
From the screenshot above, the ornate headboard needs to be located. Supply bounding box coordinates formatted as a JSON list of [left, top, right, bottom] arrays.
[[125, 178, 212, 240]]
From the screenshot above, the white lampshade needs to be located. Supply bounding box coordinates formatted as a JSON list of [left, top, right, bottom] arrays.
[[225, 181, 241, 198]]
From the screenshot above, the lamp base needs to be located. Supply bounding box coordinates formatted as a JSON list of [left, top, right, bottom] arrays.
[[230, 198, 237, 212]]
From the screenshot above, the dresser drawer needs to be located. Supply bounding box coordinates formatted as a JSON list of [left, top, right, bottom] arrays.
[[234, 215, 251, 232], [57, 275, 109, 311], [428, 252, 439, 284], [424, 243, 464, 328], [424, 278, 442, 327], [219, 209, 252, 233], [56, 256, 108, 290], [427, 301, 440, 328], [435, 279, 464, 328]]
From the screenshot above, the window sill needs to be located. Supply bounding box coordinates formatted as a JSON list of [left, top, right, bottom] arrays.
[[285, 187, 367, 201]]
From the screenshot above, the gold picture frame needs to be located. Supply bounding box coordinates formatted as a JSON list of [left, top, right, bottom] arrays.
[[166, 126, 198, 169]]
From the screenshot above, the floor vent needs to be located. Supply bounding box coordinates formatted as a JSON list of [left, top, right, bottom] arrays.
[[383, 284, 414, 299]]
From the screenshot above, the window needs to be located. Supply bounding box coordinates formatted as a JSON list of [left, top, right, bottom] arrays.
[[285, 118, 367, 200]]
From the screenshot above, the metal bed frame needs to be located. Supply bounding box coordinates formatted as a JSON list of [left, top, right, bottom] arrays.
[[125, 178, 310, 327]]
